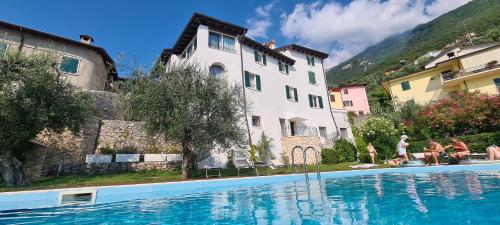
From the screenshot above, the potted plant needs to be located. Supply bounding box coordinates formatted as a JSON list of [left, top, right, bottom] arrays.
[[115, 146, 140, 162], [86, 146, 114, 164]]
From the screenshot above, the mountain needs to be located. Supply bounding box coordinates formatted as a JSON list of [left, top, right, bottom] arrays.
[[326, 0, 500, 90]]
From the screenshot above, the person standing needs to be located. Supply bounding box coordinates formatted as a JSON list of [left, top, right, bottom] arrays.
[[367, 143, 378, 164], [397, 135, 410, 163]]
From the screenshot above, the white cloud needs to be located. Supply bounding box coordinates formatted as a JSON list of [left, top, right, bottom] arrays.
[[246, 1, 276, 39], [280, 0, 470, 67]]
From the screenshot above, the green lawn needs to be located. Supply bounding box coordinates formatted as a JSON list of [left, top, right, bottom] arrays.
[[0, 162, 392, 192]]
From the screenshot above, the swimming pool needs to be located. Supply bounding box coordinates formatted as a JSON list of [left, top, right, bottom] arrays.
[[1, 165, 499, 224]]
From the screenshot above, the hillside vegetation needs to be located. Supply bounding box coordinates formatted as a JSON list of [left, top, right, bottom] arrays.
[[327, 0, 500, 91]]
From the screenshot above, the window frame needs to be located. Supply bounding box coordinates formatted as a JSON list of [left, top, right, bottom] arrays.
[[308, 94, 324, 109], [254, 50, 267, 66], [59, 55, 80, 75], [208, 31, 236, 53], [181, 36, 197, 60], [343, 88, 348, 94], [251, 115, 262, 127], [343, 100, 353, 107], [308, 71, 317, 85], [245, 71, 261, 91], [278, 61, 289, 75], [209, 64, 225, 79], [494, 78, 500, 93], [285, 85, 298, 102], [330, 94, 335, 102], [401, 81, 411, 91], [319, 127, 327, 138], [0, 42, 8, 59]]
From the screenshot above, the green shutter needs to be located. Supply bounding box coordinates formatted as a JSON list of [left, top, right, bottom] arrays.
[[308, 94, 313, 107], [278, 62, 283, 72], [256, 75, 261, 91], [294, 88, 298, 102], [262, 55, 267, 65], [286, 85, 290, 99], [318, 96, 323, 108], [308, 71, 316, 84], [254, 50, 259, 62], [307, 56, 310, 65], [60, 56, 79, 74], [245, 71, 251, 88], [285, 65, 289, 74], [311, 57, 315, 66]]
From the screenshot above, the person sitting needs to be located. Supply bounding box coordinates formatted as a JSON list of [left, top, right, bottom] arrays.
[[397, 135, 410, 163], [486, 145, 500, 160], [444, 137, 470, 161], [367, 143, 378, 164], [424, 139, 444, 166]]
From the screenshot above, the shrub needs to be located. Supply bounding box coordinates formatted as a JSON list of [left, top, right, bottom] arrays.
[[360, 117, 399, 159], [335, 139, 357, 162], [417, 91, 500, 137], [321, 139, 357, 164], [116, 146, 139, 154], [98, 145, 115, 155], [359, 153, 373, 163], [407, 132, 500, 153], [321, 148, 340, 164]]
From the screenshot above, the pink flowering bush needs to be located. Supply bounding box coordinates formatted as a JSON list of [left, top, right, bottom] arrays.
[[417, 91, 500, 136]]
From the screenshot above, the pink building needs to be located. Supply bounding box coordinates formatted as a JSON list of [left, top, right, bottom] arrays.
[[339, 84, 371, 116]]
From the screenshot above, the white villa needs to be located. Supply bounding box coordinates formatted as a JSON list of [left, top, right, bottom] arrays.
[[160, 13, 344, 164]]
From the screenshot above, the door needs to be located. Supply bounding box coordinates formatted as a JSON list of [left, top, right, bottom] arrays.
[[290, 121, 296, 136]]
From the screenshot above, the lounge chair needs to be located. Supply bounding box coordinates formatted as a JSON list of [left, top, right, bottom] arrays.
[[270, 159, 286, 173], [253, 161, 270, 176], [411, 153, 425, 161], [234, 158, 255, 176], [196, 161, 222, 178]]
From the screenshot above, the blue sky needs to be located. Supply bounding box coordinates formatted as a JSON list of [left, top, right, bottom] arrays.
[[0, 0, 470, 74]]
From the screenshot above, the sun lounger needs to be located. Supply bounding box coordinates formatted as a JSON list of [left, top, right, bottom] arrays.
[[253, 162, 270, 176], [270, 159, 286, 173], [196, 161, 222, 178], [411, 153, 426, 160], [234, 158, 255, 176]]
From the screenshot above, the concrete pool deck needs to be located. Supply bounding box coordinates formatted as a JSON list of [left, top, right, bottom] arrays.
[[1, 163, 499, 211]]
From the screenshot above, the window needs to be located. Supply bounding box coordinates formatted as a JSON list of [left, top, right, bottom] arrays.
[[401, 81, 411, 91], [285, 85, 298, 102], [279, 118, 287, 137], [181, 36, 197, 59], [343, 100, 353, 107], [343, 88, 348, 94], [307, 55, 315, 66], [307, 71, 317, 85], [244, 71, 261, 91], [358, 111, 364, 116], [252, 116, 261, 127], [319, 127, 327, 138], [60, 56, 79, 74], [209, 64, 225, 79], [330, 94, 335, 102], [254, 50, 267, 65], [278, 61, 289, 74], [340, 128, 348, 139], [208, 32, 235, 53], [308, 94, 324, 109], [494, 78, 500, 93], [441, 70, 454, 81], [0, 42, 8, 58]]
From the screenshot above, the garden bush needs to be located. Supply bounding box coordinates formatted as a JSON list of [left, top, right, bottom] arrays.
[[407, 132, 500, 153], [360, 117, 399, 159], [321, 139, 357, 164]]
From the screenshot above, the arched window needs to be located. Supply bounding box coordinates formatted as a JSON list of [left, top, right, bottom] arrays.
[[209, 64, 225, 79]]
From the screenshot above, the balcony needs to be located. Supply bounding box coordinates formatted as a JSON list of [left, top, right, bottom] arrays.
[[442, 60, 500, 86], [282, 125, 319, 137]]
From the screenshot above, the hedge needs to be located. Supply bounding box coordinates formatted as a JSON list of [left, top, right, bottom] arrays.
[[407, 132, 500, 153], [321, 139, 357, 164]]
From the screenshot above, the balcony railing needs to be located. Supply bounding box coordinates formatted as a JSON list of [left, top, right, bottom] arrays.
[[282, 126, 319, 137], [442, 60, 500, 81]]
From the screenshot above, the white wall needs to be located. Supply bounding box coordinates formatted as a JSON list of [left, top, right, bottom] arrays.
[[169, 25, 338, 163]]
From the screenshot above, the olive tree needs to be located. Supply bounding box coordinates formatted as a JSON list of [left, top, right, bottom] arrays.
[[121, 63, 246, 179], [0, 52, 94, 186]]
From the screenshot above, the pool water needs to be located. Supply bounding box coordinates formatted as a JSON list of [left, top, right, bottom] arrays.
[[1, 170, 499, 224]]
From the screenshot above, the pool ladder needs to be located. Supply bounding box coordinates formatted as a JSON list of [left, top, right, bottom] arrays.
[[291, 145, 321, 178]]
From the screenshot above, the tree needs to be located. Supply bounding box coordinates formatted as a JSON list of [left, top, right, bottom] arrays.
[[0, 52, 94, 186], [122, 63, 246, 179], [253, 132, 274, 163]]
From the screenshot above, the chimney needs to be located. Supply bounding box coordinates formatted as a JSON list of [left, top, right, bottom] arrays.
[[79, 35, 94, 44], [263, 40, 276, 49]]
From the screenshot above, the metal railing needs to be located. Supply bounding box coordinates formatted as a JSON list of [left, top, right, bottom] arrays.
[[442, 60, 500, 81], [282, 126, 319, 137]]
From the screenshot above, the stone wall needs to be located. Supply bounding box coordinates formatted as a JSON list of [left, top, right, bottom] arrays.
[[281, 136, 323, 165], [96, 120, 180, 154], [47, 161, 180, 176], [88, 90, 124, 120]]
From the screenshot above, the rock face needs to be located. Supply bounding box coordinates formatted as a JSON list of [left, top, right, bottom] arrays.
[[281, 136, 323, 165], [96, 120, 179, 154]]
